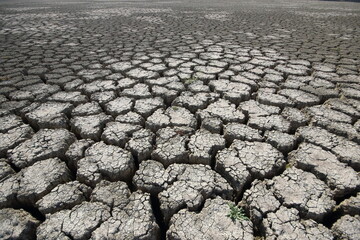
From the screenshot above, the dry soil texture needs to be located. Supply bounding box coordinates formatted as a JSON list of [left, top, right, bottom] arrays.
[[0, 0, 360, 239]]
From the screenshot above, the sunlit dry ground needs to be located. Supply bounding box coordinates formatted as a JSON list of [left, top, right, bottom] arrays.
[[0, 0, 359, 239]]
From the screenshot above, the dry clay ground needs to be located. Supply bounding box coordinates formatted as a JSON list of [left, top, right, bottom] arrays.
[[0, 0, 360, 239]]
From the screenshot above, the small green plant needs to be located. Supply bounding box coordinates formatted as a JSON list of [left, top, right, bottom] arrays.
[[285, 162, 294, 169], [185, 76, 198, 85], [227, 203, 249, 222]]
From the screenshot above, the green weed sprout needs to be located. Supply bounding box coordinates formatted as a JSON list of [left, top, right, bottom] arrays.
[[185, 76, 198, 85], [227, 203, 249, 222]]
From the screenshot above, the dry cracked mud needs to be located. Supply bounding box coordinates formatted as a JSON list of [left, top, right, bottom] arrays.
[[0, 0, 360, 239]]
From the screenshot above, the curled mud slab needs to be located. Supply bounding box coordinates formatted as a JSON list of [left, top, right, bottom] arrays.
[[0, 0, 360, 239]]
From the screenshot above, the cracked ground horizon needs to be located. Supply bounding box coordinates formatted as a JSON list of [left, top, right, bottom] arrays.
[[0, 0, 359, 239]]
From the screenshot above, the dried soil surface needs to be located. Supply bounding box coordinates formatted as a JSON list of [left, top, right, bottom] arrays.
[[0, 0, 360, 239]]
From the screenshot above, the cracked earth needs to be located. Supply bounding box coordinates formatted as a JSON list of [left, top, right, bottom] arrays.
[[0, 0, 360, 239]]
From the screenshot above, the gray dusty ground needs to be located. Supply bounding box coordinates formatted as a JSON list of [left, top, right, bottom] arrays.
[[0, 0, 360, 239]]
